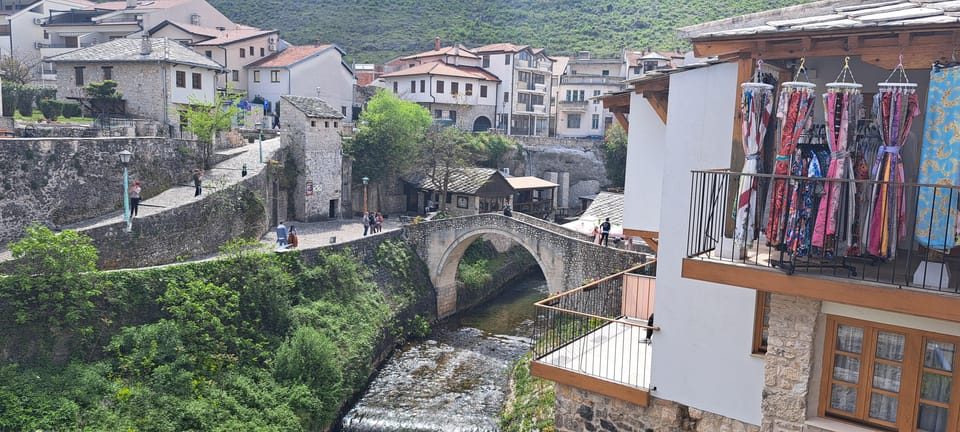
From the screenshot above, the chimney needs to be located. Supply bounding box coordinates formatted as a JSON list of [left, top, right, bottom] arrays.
[[126, 0, 136, 7], [435, 36, 440, 51], [141, 33, 151, 55]]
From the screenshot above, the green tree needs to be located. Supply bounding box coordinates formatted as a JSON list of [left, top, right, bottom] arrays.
[[345, 90, 432, 184], [419, 126, 485, 213], [180, 92, 242, 169], [603, 124, 628, 188], [475, 132, 519, 169], [2, 224, 100, 331], [0, 54, 35, 85]]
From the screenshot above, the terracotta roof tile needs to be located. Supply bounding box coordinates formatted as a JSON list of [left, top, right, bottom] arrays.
[[473, 42, 530, 53], [381, 61, 500, 81], [402, 44, 479, 60], [246, 45, 334, 68], [193, 27, 276, 46]]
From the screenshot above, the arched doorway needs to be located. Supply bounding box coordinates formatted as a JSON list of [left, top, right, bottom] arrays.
[[472, 116, 492, 132]]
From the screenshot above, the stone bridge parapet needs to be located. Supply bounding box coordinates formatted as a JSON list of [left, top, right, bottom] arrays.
[[403, 213, 645, 318]]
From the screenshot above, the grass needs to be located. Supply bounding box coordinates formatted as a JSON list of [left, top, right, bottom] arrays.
[[500, 352, 556, 432], [14, 112, 93, 125]]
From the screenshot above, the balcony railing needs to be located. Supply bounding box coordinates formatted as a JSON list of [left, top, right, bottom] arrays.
[[532, 261, 657, 402], [558, 100, 589, 111], [559, 75, 624, 86], [687, 169, 960, 293]]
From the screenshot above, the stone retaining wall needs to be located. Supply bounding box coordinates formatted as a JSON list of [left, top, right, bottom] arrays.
[[0, 137, 201, 246], [555, 384, 760, 432], [85, 166, 272, 269]]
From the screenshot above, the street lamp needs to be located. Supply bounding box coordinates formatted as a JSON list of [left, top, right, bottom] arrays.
[[258, 128, 263, 164], [117, 150, 133, 232], [361, 176, 369, 214]]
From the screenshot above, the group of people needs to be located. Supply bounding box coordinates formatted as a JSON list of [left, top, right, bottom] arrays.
[[591, 218, 613, 247], [362, 211, 383, 236], [275, 222, 299, 249]]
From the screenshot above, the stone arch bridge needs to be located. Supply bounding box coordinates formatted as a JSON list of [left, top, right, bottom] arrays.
[[403, 213, 646, 318]]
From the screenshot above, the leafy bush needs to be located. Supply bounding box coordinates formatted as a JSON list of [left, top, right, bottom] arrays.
[[1, 224, 99, 333], [1, 82, 18, 117], [273, 326, 343, 426], [16, 86, 36, 116], [38, 99, 61, 121], [61, 102, 81, 118], [34, 87, 56, 105], [83, 80, 122, 100]]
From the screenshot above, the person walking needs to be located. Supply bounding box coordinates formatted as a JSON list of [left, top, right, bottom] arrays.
[[192, 169, 204, 196], [276, 221, 288, 248], [129, 180, 142, 217], [600, 217, 612, 247], [375, 212, 383, 233], [368, 212, 377, 234], [362, 212, 370, 236]]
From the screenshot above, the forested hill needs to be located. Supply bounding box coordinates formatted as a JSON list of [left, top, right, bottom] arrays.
[[208, 0, 812, 63]]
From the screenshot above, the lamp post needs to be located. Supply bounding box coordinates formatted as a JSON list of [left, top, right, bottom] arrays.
[[117, 150, 133, 232], [258, 128, 263, 164], [361, 176, 369, 214]]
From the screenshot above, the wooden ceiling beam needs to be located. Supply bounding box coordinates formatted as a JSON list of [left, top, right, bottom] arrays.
[[642, 91, 668, 125]]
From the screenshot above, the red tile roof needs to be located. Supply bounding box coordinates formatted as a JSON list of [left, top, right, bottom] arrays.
[[473, 43, 530, 53], [193, 27, 276, 46], [246, 45, 334, 68], [402, 45, 479, 60], [380, 61, 500, 81]]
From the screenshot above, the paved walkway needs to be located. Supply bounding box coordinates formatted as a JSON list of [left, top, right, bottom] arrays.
[[259, 217, 404, 251]]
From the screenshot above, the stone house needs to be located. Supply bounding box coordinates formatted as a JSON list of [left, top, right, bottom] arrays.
[[246, 43, 356, 123], [149, 20, 281, 93], [279, 94, 345, 221], [46, 36, 224, 127], [533, 1, 960, 432]]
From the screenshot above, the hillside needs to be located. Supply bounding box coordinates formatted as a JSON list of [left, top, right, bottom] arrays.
[[209, 0, 812, 63]]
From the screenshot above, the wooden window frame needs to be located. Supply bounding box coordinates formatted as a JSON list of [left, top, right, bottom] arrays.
[[191, 72, 202, 89], [752, 291, 770, 354], [270, 70, 280, 83], [819, 315, 960, 431], [480, 85, 487, 98], [436, 80, 444, 94], [451, 82, 459, 95], [175, 70, 185, 88], [253, 70, 260, 83], [101, 66, 112, 81], [239, 48, 246, 58], [74, 66, 84, 86]]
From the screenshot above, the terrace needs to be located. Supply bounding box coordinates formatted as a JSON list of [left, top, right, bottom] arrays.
[[530, 261, 657, 406], [684, 170, 960, 322]]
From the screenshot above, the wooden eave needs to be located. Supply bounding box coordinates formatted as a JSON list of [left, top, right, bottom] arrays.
[[600, 91, 630, 111], [692, 25, 960, 69]]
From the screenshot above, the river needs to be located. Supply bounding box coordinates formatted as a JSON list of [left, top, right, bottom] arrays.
[[339, 273, 547, 432]]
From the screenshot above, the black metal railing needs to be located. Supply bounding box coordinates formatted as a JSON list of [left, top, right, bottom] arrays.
[[688, 169, 960, 293], [533, 261, 657, 389]]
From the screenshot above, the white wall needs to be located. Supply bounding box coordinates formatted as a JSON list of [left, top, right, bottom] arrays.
[[623, 93, 665, 233], [247, 67, 289, 109], [290, 49, 355, 118], [170, 65, 217, 104], [650, 62, 765, 425]]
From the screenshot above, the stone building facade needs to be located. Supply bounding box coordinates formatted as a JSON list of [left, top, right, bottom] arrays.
[[47, 37, 223, 127], [279, 95, 345, 221]]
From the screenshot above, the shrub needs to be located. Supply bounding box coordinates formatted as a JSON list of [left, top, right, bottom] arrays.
[[16, 86, 36, 116], [1, 82, 18, 117], [38, 99, 61, 121], [61, 102, 81, 118], [34, 88, 56, 105]]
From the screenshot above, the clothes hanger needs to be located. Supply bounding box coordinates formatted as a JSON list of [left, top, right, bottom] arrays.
[[783, 57, 816, 91], [826, 57, 862, 93], [742, 59, 774, 91], [879, 54, 916, 93]]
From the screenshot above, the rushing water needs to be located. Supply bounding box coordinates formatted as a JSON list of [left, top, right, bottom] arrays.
[[339, 274, 547, 432]]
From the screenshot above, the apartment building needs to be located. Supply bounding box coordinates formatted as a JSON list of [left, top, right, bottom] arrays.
[[555, 51, 625, 138], [474, 43, 554, 136], [531, 1, 960, 432], [380, 39, 500, 131], [2, 0, 92, 61]]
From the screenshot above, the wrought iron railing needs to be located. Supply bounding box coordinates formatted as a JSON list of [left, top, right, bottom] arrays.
[[688, 169, 960, 293], [532, 261, 657, 389]]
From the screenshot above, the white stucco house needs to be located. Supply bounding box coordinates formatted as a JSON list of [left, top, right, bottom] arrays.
[[149, 20, 280, 93], [2, 0, 92, 66], [246, 44, 355, 122], [46, 36, 224, 127], [473, 43, 554, 136], [554, 51, 625, 138]]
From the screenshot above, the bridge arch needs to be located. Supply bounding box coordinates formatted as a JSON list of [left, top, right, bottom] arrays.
[[404, 214, 645, 319], [433, 226, 562, 317]]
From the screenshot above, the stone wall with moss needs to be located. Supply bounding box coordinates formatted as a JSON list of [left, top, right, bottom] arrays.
[[0, 137, 206, 246]]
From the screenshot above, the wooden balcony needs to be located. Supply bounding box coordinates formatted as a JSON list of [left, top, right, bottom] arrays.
[[531, 261, 657, 406], [684, 170, 960, 323]]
